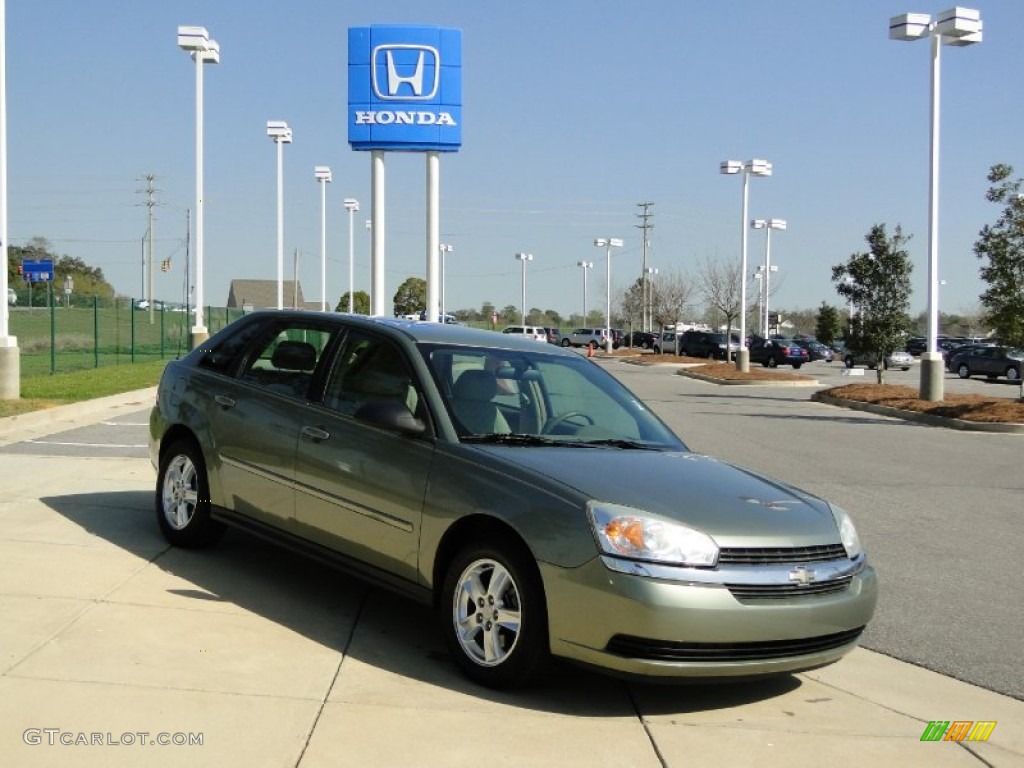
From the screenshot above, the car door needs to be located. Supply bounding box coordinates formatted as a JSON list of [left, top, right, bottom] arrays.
[[206, 320, 335, 531], [292, 329, 434, 582]]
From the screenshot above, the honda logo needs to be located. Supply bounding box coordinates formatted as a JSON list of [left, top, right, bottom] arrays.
[[372, 45, 440, 101]]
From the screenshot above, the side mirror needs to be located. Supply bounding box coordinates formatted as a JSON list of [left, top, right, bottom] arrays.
[[354, 400, 427, 436]]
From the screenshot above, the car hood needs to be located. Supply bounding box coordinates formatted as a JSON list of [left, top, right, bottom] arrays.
[[471, 446, 840, 545]]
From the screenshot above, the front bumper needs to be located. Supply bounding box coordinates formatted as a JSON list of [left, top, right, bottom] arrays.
[[541, 555, 877, 679]]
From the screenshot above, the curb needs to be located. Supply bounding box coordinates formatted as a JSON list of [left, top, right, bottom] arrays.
[[811, 391, 1024, 433], [676, 369, 820, 387], [0, 386, 157, 444]]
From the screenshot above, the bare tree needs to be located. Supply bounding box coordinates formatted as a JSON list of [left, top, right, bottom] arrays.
[[698, 256, 742, 361], [651, 267, 695, 330]]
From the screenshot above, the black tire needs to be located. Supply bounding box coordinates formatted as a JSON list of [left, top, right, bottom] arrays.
[[156, 439, 225, 548], [560, 338, 571, 348], [844, 356, 854, 369], [792, 363, 802, 370], [957, 364, 971, 379], [1007, 366, 1020, 382], [440, 541, 548, 689], [588, 340, 598, 350], [767, 357, 778, 368]]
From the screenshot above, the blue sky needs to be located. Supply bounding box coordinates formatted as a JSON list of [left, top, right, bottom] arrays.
[[6, 1, 1023, 320]]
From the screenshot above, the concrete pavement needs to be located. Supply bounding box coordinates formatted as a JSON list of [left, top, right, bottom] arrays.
[[0, 391, 1021, 767]]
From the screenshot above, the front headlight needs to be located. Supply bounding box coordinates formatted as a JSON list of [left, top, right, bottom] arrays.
[[587, 502, 719, 567], [830, 505, 863, 558]]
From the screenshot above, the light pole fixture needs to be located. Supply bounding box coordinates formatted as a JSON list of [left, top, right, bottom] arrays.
[[514, 252, 533, 324], [720, 159, 771, 371], [343, 198, 359, 313], [594, 238, 623, 352], [314, 166, 331, 311], [890, 6, 982, 401], [267, 120, 292, 310], [577, 260, 593, 324], [177, 25, 219, 348], [751, 218, 786, 339], [439, 243, 453, 320]]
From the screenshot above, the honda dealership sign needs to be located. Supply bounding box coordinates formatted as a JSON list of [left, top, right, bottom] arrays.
[[348, 25, 462, 152]]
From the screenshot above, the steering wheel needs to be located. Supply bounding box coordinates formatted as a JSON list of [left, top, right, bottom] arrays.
[[542, 411, 595, 434]]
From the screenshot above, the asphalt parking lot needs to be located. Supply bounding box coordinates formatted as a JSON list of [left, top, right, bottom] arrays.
[[0, 378, 1021, 768]]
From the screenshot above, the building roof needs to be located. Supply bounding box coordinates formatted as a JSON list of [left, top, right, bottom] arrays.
[[227, 279, 306, 310]]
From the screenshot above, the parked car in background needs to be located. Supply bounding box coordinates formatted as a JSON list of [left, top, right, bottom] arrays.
[[943, 342, 995, 370], [652, 331, 677, 354], [793, 338, 834, 363], [150, 311, 876, 689], [748, 337, 809, 369], [541, 327, 562, 345], [562, 328, 619, 349], [627, 330, 658, 349], [678, 330, 739, 359], [501, 325, 547, 342], [948, 345, 1023, 382], [843, 349, 913, 371]]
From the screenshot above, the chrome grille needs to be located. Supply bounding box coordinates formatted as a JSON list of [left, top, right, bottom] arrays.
[[726, 575, 854, 600], [718, 544, 848, 566]]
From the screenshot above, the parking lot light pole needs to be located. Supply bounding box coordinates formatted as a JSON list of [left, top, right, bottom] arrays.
[[267, 121, 292, 310], [314, 166, 331, 311], [439, 243, 453, 320], [720, 159, 772, 371], [751, 218, 786, 339], [343, 199, 359, 313], [177, 25, 219, 348], [645, 266, 659, 331], [594, 238, 623, 353], [515, 252, 533, 325], [576, 260, 593, 324], [0, 0, 18, 399], [890, 7, 982, 401]]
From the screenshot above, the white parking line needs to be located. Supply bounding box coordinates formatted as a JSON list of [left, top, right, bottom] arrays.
[[25, 440, 147, 449], [100, 421, 149, 427]]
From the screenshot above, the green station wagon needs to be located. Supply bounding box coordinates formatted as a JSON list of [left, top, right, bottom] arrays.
[[150, 311, 876, 689]]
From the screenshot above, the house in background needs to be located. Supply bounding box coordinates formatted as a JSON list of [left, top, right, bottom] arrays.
[[226, 279, 322, 311]]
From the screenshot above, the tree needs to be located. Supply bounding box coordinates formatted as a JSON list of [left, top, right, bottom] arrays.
[[500, 304, 520, 325], [697, 256, 742, 361], [815, 303, 842, 347], [392, 277, 426, 317], [336, 290, 370, 314], [832, 224, 913, 383], [650, 267, 695, 330], [8, 237, 115, 306], [974, 163, 1024, 348]]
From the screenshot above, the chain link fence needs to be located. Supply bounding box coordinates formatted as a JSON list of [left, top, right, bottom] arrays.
[[9, 298, 245, 377]]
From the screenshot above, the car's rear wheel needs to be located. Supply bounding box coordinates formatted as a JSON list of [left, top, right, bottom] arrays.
[[1006, 366, 1020, 381], [844, 356, 854, 368], [156, 439, 225, 547], [588, 341, 598, 350], [767, 357, 778, 368], [441, 542, 548, 689], [958, 364, 971, 379], [792, 363, 802, 370]]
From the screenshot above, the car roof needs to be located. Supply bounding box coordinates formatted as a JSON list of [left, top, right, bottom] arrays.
[[238, 311, 574, 355]]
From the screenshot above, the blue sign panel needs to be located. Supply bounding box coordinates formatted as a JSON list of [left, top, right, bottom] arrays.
[[348, 25, 462, 152], [22, 259, 54, 282]]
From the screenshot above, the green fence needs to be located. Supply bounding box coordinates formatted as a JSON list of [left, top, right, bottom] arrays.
[[9, 299, 245, 377]]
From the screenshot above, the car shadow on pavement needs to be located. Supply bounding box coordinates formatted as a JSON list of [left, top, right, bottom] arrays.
[[40, 489, 806, 716]]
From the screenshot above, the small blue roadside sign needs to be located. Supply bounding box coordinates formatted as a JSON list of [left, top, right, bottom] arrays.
[[22, 259, 54, 282]]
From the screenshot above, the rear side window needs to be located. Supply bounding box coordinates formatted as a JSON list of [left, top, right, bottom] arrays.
[[238, 324, 333, 399]]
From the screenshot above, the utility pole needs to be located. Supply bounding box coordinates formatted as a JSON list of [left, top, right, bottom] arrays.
[[137, 174, 158, 324], [635, 201, 654, 331]]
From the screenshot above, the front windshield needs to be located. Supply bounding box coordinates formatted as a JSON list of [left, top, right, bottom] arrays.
[[422, 344, 685, 450]]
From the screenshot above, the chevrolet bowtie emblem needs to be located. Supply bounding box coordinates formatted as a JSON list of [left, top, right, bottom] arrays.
[[789, 566, 817, 585]]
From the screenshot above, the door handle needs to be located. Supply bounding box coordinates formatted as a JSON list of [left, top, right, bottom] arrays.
[[301, 426, 330, 442], [214, 395, 235, 410]]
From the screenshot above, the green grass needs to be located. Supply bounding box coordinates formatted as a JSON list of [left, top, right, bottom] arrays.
[[0, 359, 168, 419]]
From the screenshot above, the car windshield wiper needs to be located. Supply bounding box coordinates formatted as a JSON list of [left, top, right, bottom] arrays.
[[573, 438, 659, 450], [460, 433, 584, 447]]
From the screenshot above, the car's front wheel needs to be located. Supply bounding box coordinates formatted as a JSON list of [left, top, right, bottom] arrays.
[[441, 542, 548, 689], [958, 364, 971, 379], [156, 439, 225, 548], [767, 357, 778, 368], [844, 356, 854, 368], [560, 338, 571, 348]]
